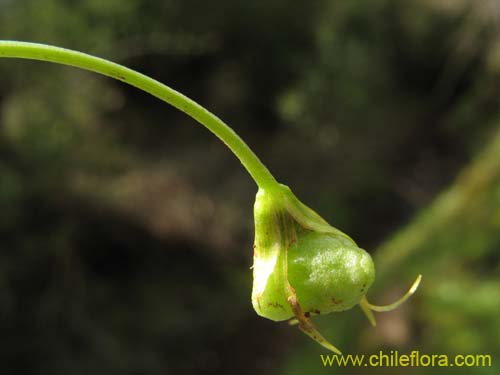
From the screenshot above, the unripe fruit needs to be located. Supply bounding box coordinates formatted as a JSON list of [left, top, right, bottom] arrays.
[[251, 184, 421, 353], [251, 184, 373, 320], [288, 232, 375, 314]]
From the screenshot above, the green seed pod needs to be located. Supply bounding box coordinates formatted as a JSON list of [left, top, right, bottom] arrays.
[[288, 232, 375, 314], [251, 184, 421, 353], [252, 185, 375, 319]]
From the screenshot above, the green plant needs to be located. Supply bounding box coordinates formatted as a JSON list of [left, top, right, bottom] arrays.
[[0, 40, 421, 353]]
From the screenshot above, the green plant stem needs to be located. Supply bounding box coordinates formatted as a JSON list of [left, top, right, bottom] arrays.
[[0, 40, 279, 190]]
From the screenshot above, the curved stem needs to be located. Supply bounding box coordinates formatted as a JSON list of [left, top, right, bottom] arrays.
[[0, 40, 279, 190]]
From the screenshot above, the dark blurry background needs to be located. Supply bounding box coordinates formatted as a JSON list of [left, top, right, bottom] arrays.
[[0, 0, 499, 374]]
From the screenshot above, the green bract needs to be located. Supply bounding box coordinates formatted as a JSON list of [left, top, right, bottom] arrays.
[[0, 41, 421, 354]]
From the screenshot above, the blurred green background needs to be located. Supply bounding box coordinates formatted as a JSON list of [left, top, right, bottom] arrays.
[[0, 0, 499, 374]]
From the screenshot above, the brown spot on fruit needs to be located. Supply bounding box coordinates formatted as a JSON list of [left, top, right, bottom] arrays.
[[267, 301, 285, 310]]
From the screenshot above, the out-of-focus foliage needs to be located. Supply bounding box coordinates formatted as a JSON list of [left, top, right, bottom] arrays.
[[0, 0, 499, 374]]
